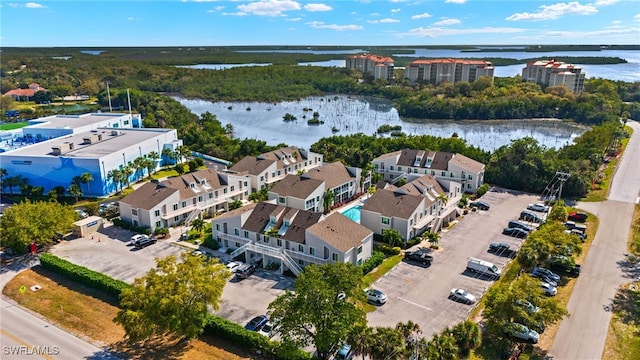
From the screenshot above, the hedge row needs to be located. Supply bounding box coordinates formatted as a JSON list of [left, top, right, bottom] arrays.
[[360, 251, 385, 274], [39, 253, 130, 297], [112, 218, 152, 235], [204, 315, 310, 360]]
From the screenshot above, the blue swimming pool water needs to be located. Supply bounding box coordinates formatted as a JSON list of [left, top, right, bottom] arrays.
[[341, 205, 362, 223]]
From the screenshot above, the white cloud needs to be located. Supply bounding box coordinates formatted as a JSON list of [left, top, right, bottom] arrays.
[[306, 21, 363, 31], [391, 8, 401, 13], [207, 5, 225, 12], [25, 2, 45, 8], [612, 20, 621, 24], [390, 0, 409, 2], [403, 26, 526, 38], [237, 0, 301, 16], [506, 2, 598, 21], [432, 18, 461, 26], [445, 0, 467, 3], [368, 18, 400, 24], [540, 26, 640, 38], [635, 14, 640, 21], [412, 12, 432, 19], [594, 0, 618, 6], [304, 3, 332, 12], [222, 11, 248, 16], [286, 17, 302, 21]]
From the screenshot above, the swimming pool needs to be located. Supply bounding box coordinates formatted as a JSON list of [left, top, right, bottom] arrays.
[[341, 205, 362, 223]]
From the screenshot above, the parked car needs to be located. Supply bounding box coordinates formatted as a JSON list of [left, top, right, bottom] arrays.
[[235, 263, 256, 279], [488, 242, 517, 258], [365, 289, 388, 305], [502, 322, 539, 343], [470, 201, 490, 210], [519, 210, 544, 223], [404, 249, 434, 265], [244, 315, 269, 331], [532, 267, 560, 282], [134, 236, 157, 249], [530, 272, 558, 287], [226, 260, 244, 273], [567, 211, 588, 222], [527, 203, 549, 213], [257, 321, 277, 338], [502, 227, 529, 239], [564, 229, 587, 241], [515, 299, 539, 314], [507, 220, 534, 232], [540, 282, 558, 296], [129, 234, 149, 246], [449, 288, 476, 304], [75, 209, 89, 219], [547, 255, 581, 276], [334, 343, 354, 360], [563, 221, 587, 233]]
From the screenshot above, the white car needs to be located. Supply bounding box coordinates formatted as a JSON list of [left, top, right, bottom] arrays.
[[449, 288, 476, 304], [226, 261, 244, 273], [257, 321, 276, 338], [503, 322, 539, 343], [527, 203, 549, 213], [541, 282, 557, 296], [365, 289, 388, 305]]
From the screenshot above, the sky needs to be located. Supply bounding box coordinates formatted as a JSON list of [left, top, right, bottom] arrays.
[[1, 0, 639, 47]]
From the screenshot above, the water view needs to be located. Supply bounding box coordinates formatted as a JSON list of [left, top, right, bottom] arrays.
[[175, 95, 587, 152]]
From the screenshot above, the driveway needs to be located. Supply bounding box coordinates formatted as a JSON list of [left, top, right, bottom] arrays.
[[367, 189, 540, 338]]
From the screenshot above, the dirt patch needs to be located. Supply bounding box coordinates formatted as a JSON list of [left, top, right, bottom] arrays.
[[3, 268, 255, 359]]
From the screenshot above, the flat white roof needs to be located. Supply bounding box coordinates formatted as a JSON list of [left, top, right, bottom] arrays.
[[2, 127, 175, 158], [26, 113, 131, 130]]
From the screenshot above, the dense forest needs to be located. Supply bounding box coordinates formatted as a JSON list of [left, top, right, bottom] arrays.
[[0, 47, 638, 197]]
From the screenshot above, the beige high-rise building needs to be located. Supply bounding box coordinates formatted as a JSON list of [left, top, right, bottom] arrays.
[[346, 53, 394, 81], [522, 59, 585, 93], [404, 59, 494, 85]]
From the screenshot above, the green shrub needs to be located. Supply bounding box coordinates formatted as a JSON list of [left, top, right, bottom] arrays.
[[378, 243, 401, 255], [39, 253, 130, 297], [476, 183, 490, 197], [361, 251, 385, 274], [203, 236, 220, 250], [112, 218, 151, 235]]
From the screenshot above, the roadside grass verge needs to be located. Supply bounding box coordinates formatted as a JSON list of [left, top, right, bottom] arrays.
[[3, 267, 253, 359], [363, 254, 402, 286], [584, 125, 633, 202], [0, 121, 29, 130], [152, 168, 180, 180]]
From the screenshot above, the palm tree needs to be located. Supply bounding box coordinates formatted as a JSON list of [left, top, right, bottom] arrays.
[[191, 217, 205, 234], [67, 183, 83, 203], [0, 168, 7, 189], [437, 193, 449, 208], [451, 320, 481, 357], [360, 163, 373, 193], [122, 164, 134, 188], [132, 157, 146, 180], [347, 323, 373, 360], [423, 331, 459, 360], [107, 169, 124, 194], [176, 145, 190, 164], [79, 172, 93, 196], [144, 157, 156, 179], [396, 321, 422, 358], [322, 189, 334, 214], [161, 147, 174, 167]]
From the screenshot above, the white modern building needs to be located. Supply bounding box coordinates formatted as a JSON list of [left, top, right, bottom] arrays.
[[229, 146, 324, 191], [371, 149, 485, 193], [0, 127, 181, 197], [522, 59, 585, 93], [212, 202, 373, 276], [20, 112, 141, 141], [119, 168, 249, 231], [346, 53, 394, 81], [405, 59, 494, 85]]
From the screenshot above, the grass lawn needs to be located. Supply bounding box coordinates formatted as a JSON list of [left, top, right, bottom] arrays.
[[3, 267, 253, 360], [0, 121, 29, 130], [584, 125, 633, 202]]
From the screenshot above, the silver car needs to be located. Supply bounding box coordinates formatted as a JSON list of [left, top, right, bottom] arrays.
[[365, 289, 388, 305], [449, 288, 476, 304]]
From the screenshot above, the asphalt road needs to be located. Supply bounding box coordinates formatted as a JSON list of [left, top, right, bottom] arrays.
[[549, 120, 640, 360]]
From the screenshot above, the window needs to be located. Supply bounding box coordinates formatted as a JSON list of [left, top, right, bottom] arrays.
[[390, 165, 394, 171], [234, 228, 240, 236], [468, 174, 473, 180], [156, 221, 161, 227], [244, 230, 249, 238], [173, 204, 178, 211], [244, 181, 248, 187], [468, 184, 472, 189], [410, 219, 413, 225], [264, 236, 269, 243], [332, 253, 339, 261], [123, 120, 129, 125], [441, 171, 446, 176], [154, 210, 160, 217], [414, 168, 418, 173], [198, 196, 203, 202], [174, 216, 179, 221], [223, 188, 227, 194], [277, 239, 283, 247], [397, 166, 402, 172], [182, 213, 188, 219], [432, 170, 435, 176], [381, 217, 390, 225], [182, 201, 187, 208], [310, 247, 316, 256], [260, 176, 264, 181], [298, 244, 304, 252], [209, 193, 213, 199], [374, 164, 379, 169], [190, 183, 195, 188], [230, 185, 235, 191], [132, 209, 137, 216], [450, 172, 455, 178], [272, 172, 276, 178], [216, 224, 221, 231], [358, 246, 363, 254], [298, 259, 304, 266], [279, 196, 286, 204]]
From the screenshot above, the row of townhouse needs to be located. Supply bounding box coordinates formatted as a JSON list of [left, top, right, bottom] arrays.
[[119, 168, 249, 231], [371, 149, 485, 193], [212, 202, 373, 276]]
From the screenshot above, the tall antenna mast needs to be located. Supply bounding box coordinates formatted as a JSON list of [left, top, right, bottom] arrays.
[[106, 82, 113, 112], [127, 88, 132, 117]]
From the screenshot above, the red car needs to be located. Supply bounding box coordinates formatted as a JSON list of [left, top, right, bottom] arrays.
[[567, 212, 587, 222]]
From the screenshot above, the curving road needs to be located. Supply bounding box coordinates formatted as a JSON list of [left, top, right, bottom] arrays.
[[549, 120, 640, 360]]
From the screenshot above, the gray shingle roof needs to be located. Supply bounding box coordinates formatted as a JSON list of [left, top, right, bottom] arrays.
[[362, 188, 424, 219], [303, 161, 355, 190], [119, 182, 178, 210], [307, 213, 372, 253], [230, 156, 274, 175], [269, 174, 324, 199]]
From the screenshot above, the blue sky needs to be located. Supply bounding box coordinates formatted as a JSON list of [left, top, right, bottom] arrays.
[[1, 0, 639, 46]]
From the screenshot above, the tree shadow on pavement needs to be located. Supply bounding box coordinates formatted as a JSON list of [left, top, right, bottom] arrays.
[[617, 254, 640, 281]]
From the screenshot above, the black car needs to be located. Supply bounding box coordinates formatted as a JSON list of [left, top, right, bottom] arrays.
[[470, 201, 490, 210], [503, 227, 529, 239], [404, 250, 434, 265], [488, 242, 517, 258], [567, 212, 588, 222], [508, 220, 534, 232]]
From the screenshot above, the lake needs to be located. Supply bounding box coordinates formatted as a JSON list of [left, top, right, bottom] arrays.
[[175, 95, 587, 152]]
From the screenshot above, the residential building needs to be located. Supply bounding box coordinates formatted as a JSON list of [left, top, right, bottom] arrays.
[[521, 59, 585, 93], [3, 83, 46, 101], [371, 149, 485, 193], [361, 174, 460, 240], [229, 146, 323, 191], [119, 168, 249, 231], [268, 161, 367, 213], [405, 59, 494, 85], [212, 202, 373, 276], [0, 127, 181, 197], [346, 53, 394, 81]]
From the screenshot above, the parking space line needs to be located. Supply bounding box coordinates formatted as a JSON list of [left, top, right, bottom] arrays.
[[397, 297, 433, 311]]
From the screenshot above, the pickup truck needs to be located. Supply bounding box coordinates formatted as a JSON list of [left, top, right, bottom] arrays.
[[404, 250, 434, 265]]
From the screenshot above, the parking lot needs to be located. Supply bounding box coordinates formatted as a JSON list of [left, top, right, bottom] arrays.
[[366, 188, 540, 338], [48, 223, 293, 328]]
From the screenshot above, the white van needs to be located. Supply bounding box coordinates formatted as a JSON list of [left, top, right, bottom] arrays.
[[129, 234, 148, 246]]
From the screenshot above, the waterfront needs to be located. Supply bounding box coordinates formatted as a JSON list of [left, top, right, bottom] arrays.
[[175, 95, 587, 152]]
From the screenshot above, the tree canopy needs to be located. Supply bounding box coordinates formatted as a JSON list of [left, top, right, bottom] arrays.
[[268, 262, 367, 360], [115, 253, 231, 342], [0, 200, 76, 253]]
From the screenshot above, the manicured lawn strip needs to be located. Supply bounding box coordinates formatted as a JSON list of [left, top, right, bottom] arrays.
[[0, 121, 29, 130], [584, 125, 633, 202], [363, 253, 402, 286]]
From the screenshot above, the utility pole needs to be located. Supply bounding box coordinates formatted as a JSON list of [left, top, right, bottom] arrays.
[[106, 81, 113, 112], [556, 171, 571, 201]]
